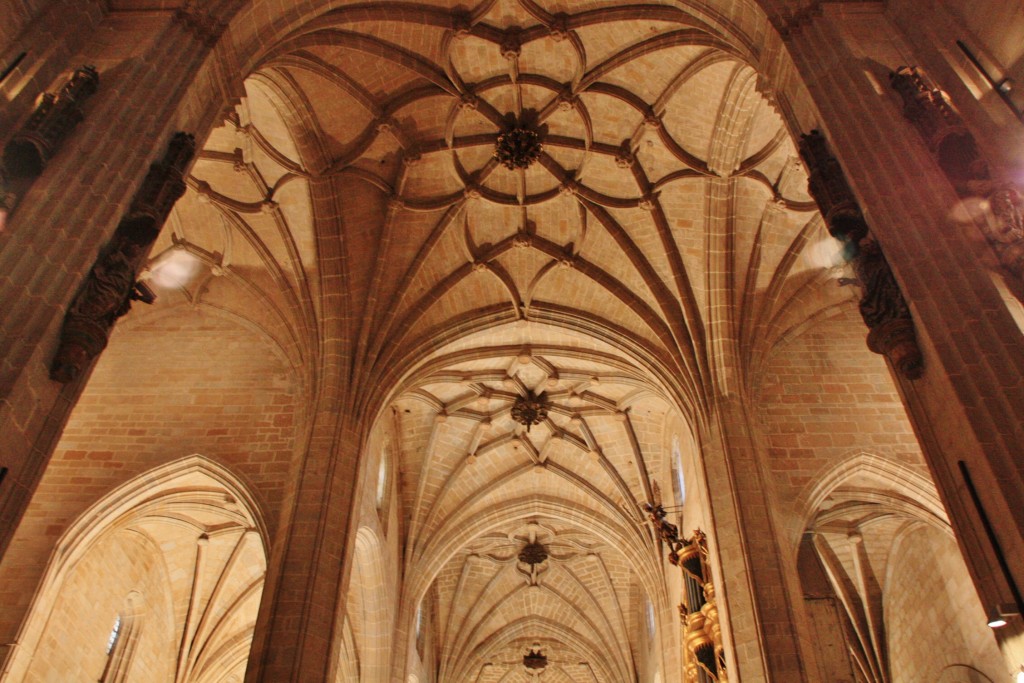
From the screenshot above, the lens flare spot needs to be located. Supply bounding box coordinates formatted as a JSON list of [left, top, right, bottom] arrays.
[[805, 236, 848, 271], [948, 196, 989, 223], [147, 249, 201, 289]]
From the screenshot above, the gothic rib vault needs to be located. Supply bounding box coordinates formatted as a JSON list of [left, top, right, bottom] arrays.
[[138, 1, 841, 679], [4, 0, 1022, 681]]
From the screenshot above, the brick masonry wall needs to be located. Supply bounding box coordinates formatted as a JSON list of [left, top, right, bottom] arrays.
[[885, 524, 1004, 683], [51, 312, 299, 525], [23, 530, 176, 683], [756, 307, 927, 537], [0, 309, 299, 650]]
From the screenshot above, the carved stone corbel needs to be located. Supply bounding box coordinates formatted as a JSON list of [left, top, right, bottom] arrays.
[[174, 1, 227, 46], [50, 133, 196, 383], [3, 66, 99, 179], [891, 66, 1024, 283], [799, 130, 924, 380], [890, 66, 989, 192], [854, 238, 923, 380]]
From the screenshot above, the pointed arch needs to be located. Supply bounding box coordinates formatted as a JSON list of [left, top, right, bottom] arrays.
[[2, 456, 269, 683], [798, 451, 948, 538], [343, 526, 392, 682]]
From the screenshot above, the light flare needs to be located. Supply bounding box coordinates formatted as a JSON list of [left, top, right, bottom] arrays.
[[145, 249, 201, 289], [948, 196, 990, 224], [805, 236, 849, 272]]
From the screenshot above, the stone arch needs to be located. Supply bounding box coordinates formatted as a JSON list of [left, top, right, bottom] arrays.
[[795, 451, 1006, 683], [392, 495, 669, 682], [793, 454, 951, 683], [343, 525, 392, 683], [211, 0, 815, 137], [935, 664, 997, 683], [132, 0, 822, 433], [2, 455, 268, 683], [451, 615, 621, 682], [6, 2, 888, 679], [404, 496, 665, 614], [798, 451, 948, 541], [884, 523, 1005, 683]]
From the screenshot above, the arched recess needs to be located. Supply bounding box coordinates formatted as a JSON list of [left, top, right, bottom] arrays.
[[2, 456, 268, 683], [796, 454, 1004, 683], [339, 526, 392, 683], [798, 452, 949, 537], [885, 523, 1005, 683]]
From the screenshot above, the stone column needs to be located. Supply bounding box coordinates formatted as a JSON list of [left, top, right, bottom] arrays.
[[0, 10, 228, 559], [244, 175, 364, 682], [0, 12, 247, 678], [698, 393, 816, 683], [778, 3, 1024, 653], [244, 415, 364, 682]]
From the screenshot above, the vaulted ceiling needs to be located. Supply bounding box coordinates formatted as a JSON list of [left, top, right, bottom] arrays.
[[136, 0, 852, 679]]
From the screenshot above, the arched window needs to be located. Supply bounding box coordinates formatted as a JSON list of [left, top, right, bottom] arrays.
[[645, 597, 656, 639], [100, 593, 142, 683], [376, 447, 389, 510], [105, 615, 121, 655], [670, 435, 686, 507], [414, 603, 425, 657]]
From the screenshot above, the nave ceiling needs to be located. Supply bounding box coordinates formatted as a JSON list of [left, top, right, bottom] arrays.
[[121, 0, 854, 679]]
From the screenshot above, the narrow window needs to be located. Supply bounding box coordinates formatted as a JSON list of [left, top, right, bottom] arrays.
[[645, 598, 656, 639], [100, 595, 141, 683], [414, 603, 425, 657], [670, 435, 686, 507], [105, 615, 121, 655], [376, 453, 388, 509]]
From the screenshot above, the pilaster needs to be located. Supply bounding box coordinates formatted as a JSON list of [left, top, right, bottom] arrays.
[[781, 5, 1024, 658], [698, 393, 814, 682], [0, 11, 223, 559], [244, 174, 362, 682]]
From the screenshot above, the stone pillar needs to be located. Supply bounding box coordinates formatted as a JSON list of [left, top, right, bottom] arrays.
[[698, 393, 815, 682], [778, 3, 1024, 656], [0, 10, 227, 560], [244, 417, 363, 682], [0, 11, 245, 676], [244, 175, 363, 682]]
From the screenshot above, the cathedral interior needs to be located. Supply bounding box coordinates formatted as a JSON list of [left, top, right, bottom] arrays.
[[1, 0, 1023, 681]]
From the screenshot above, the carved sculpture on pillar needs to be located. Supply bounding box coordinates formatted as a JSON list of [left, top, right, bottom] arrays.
[[3, 66, 99, 179], [174, 0, 228, 46], [50, 132, 196, 383], [891, 66, 1024, 283], [889, 66, 987, 191], [799, 130, 924, 380]]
